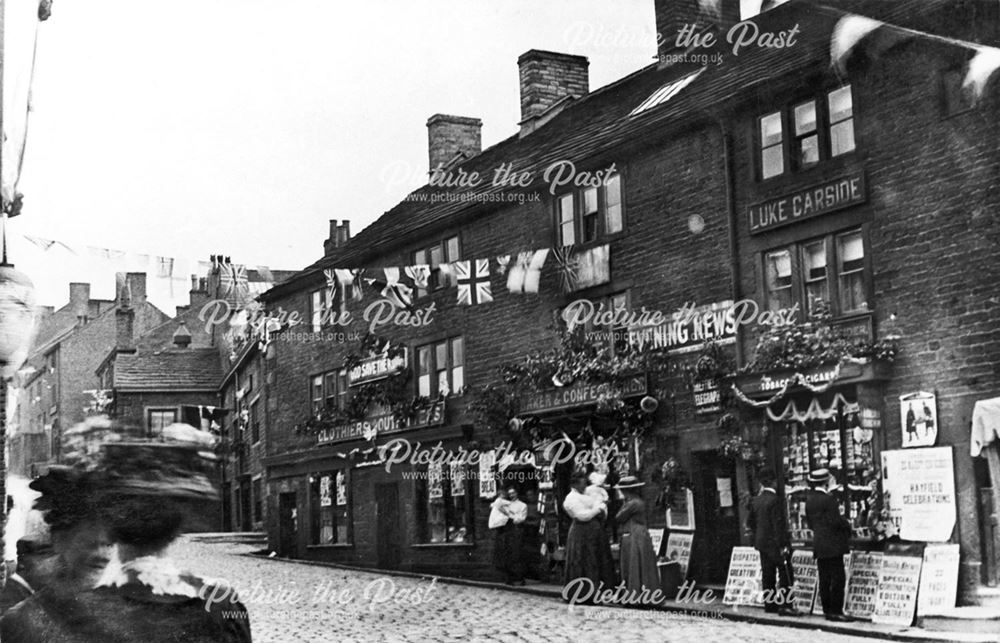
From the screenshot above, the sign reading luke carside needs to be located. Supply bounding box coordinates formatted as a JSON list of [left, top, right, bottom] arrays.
[[748, 171, 866, 234]]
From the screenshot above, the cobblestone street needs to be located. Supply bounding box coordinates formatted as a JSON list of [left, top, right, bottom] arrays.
[[169, 537, 874, 643]]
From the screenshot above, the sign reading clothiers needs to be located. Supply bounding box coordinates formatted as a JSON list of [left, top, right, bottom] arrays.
[[748, 171, 866, 234]]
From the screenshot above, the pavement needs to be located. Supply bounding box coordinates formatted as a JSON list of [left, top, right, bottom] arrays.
[[173, 535, 998, 643]]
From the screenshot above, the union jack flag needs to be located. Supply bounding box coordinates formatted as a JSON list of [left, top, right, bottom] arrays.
[[219, 262, 249, 306], [550, 245, 579, 293], [454, 259, 492, 305]]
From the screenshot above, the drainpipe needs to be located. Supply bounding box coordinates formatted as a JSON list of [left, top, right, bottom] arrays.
[[717, 117, 743, 369]]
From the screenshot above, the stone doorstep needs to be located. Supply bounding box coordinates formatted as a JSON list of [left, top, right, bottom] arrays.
[[244, 553, 998, 643]]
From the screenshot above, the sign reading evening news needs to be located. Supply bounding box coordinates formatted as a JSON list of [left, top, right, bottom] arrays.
[[628, 300, 737, 354], [520, 375, 647, 414], [348, 349, 408, 386], [748, 171, 866, 234]]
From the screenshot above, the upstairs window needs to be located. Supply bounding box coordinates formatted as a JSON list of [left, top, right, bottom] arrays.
[[554, 173, 624, 246], [310, 288, 333, 332], [757, 85, 856, 181], [413, 236, 460, 295], [416, 337, 464, 397], [763, 228, 869, 318]]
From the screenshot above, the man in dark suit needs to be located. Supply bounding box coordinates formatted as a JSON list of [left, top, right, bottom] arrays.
[[746, 469, 797, 616], [805, 468, 852, 622]]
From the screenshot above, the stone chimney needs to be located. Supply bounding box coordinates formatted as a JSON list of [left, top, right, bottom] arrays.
[[426, 115, 482, 173], [655, 0, 740, 65], [172, 322, 192, 348], [125, 273, 147, 307], [175, 305, 190, 318], [115, 307, 136, 352], [324, 220, 353, 257], [189, 275, 209, 309], [69, 283, 90, 322], [517, 50, 589, 136]]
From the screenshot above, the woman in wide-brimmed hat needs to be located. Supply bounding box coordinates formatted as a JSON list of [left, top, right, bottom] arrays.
[[613, 476, 661, 606]]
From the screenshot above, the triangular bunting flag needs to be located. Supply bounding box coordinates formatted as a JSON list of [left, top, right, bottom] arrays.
[[455, 259, 493, 305], [381, 267, 414, 310], [507, 249, 549, 294], [405, 264, 431, 290], [494, 255, 511, 276], [964, 46, 1000, 101]]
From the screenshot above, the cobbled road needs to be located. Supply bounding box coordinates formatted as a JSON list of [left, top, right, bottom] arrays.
[[170, 537, 873, 643]]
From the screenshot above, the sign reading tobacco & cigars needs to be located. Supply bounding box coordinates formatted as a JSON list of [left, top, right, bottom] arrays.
[[348, 350, 408, 386], [520, 375, 646, 414], [748, 170, 866, 234], [736, 364, 840, 396], [316, 399, 446, 445]]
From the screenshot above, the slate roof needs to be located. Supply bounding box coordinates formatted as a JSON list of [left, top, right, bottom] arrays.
[[260, 0, 981, 301], [113, 348, 223, 391]]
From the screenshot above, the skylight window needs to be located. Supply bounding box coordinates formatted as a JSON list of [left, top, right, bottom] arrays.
[[630, 68, 705, 117]]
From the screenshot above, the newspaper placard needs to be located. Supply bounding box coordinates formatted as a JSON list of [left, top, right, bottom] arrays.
[[478, 450, 496, 498], [790, 550, 819, 614], [844, 551, 883, 620], [664, 532, 693, 579], [917, 544, 960, 616], [319, 475, 332, 507], [648, 528, 665, 557], [872, 554, 922, 626], [723, 547, 763, 606]]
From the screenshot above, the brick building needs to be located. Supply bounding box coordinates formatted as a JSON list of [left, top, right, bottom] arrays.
[[256, 0, 1000, 602], [9, 273, 169, 475]]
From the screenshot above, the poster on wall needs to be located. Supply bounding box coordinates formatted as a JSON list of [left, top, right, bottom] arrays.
[[666, 489, 695, 530], [428, 462, 444, 499], [664, 532, 693, 578], [882, 447, 956, 542], [716, 477, 733, 508], [844, 551, 883, 620], [917, 544, 960, 616], [335, 471, 347, 506], [319, 475, 332, 508], [478, 450, 496, 499], [900, 391, 937, 447], [722, 547, 763, 606], [450, 461, 465, 497], [789, 550, 819, 614], [872, 554, 922, 626]]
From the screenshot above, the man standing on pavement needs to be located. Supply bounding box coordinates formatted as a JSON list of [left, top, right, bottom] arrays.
[[805, 468, 851, 622], [746, 469, 798, 616]]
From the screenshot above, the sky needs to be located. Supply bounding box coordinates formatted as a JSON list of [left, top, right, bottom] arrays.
[[9, 0, 667, 312]]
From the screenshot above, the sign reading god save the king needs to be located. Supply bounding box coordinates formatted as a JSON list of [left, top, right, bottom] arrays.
[[521, 375, 647, 414], [748, 171, 866, 234], [348, 349, 408, 386]]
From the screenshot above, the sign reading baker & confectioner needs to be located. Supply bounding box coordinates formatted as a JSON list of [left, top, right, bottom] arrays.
[[748, 170, 866, 234]]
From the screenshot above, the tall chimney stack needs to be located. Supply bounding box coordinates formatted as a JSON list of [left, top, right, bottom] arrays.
[[426, 114, 482, 173], [654, 0, 740, 66], [517, 50, 589, 136], [69, 283, 90, 323]]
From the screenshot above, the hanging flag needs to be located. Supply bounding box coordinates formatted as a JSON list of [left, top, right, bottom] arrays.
[[404, 264, 430, 290], [830, 15, 884, 73], [964, 45, 1000, 101], [437, 262, 455, 288], [323, 269, 338, 302], [156, 256, 174, 278], [334, 268, 362, 302], [219, 262, 249, 305], [257, 265, 275, 283], [576, 244, 611, 289], [2, 0, 43, 207], [507, 249, 549, 294], [454, 259, 493, 305], [550, 246, 580, 293], [380, 267, 413, 310], [494, 254, 511, 277]]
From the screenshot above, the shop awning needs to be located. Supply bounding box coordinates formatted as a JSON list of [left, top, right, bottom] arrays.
[[971, 397, 1000, 457]]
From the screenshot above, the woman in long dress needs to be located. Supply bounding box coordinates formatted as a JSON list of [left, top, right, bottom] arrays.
[[490, 487, 527, 585], [563, 473, 617, 603], [614, 476, 661, 606]]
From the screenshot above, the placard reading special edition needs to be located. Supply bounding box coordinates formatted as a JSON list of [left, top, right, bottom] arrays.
[[844, 551, 882, 620], [789, 550, 819, 614], [723, 547, 763, 606], [872, 554, 922, 626]]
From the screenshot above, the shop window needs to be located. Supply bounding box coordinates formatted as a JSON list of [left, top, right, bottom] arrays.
[[147, 408, 176, 436], [415, 463, 472, 543], [756, 85, 856, 180], [762, 228, 869, 318], [553, 172, 624, 246], [416, 337, 464, 397], [413, 235, 461, 295], [778, 395, 878, 542], [310, 375, 324, 414], [310, 470, 351, 545], [252, 478, 262, 523]]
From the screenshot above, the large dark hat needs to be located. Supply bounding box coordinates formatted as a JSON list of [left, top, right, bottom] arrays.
[[29, 465, 102, 531]]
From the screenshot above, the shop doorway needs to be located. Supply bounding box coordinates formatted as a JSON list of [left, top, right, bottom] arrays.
[[278, 492, 298, 558], [239, 480, 252, 531], [376, 483, 402, 570], [689, 451, 740, 585]]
